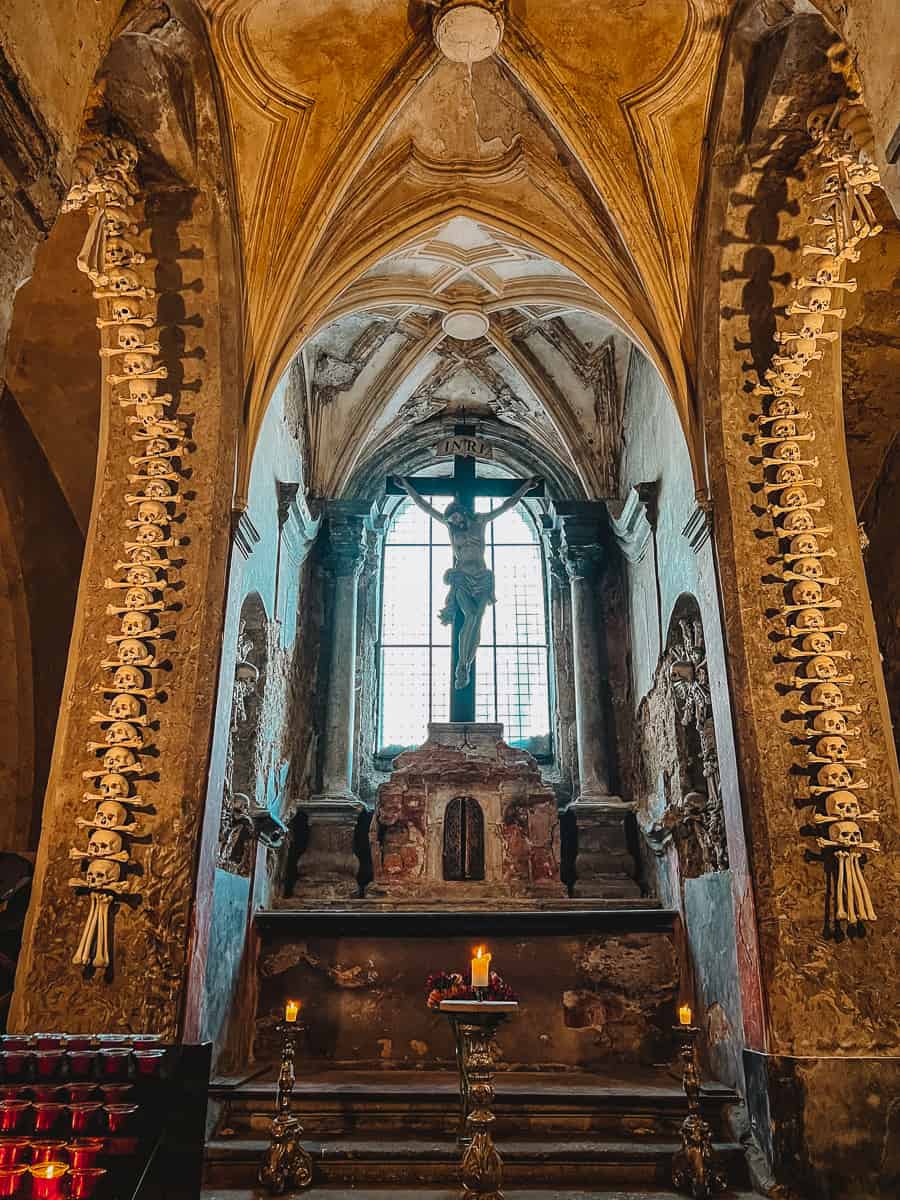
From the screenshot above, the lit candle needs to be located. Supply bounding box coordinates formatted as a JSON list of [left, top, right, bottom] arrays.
[[678, 1003, 693, 1027], [471, 946, 491, 990], [285, 1000, 300, 1024], [29, 1162, 69, 1200]]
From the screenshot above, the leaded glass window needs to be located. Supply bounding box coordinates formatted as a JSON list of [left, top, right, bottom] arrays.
[[377, 495, 552, 758]]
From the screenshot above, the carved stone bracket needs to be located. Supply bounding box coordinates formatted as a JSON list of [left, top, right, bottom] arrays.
[[607, 483, 657, 564], [277, 480, 320, 565]]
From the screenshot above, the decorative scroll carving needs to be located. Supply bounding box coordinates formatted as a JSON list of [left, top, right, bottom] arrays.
[[219, 614, 267, 876], [64, 134, 190, 971], [749, 53, 885, 924]]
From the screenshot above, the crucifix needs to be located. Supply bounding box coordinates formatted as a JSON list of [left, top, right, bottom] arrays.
[[387, 427, 543, 723]]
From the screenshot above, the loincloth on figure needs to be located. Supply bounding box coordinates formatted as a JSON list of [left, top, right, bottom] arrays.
[[439, 567, 495, 624]]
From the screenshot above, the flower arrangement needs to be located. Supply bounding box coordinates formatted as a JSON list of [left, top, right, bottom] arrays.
[[425, 969, 518, 1010]]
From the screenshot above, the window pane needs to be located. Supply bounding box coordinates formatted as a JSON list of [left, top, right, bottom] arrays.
[[389, 498, 429, 544], [381, 546, 429, 644], [431, 647, 451, 724], [490, 503, 534, 544], [431, 545, 453, 644], [379, 646, 430, 752], [493, 545, 546, 644], [496, 646, 551, 753], [475, 646, 496, 723]]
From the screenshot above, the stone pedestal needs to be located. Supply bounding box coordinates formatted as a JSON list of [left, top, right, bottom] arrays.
[[570, 799, 640, 899], [292, 798, 364, 901], [368, 722, 565, 902]]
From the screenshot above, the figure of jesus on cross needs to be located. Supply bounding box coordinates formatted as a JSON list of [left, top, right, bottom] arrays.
[[389, 434, 541, 722]]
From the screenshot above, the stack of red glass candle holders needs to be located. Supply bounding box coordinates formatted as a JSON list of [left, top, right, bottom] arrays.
[[0, 1034, 168, 1197]]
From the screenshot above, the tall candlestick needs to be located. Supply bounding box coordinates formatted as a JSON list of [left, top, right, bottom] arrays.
[[285, 1000, 300, 1024], [471, 947, 491, 991]]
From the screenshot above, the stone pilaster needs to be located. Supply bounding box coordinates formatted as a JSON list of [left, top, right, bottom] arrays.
[[293, 502, 368, 900]]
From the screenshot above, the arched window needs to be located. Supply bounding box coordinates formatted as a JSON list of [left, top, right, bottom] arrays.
[[377, 493, 552, 757]]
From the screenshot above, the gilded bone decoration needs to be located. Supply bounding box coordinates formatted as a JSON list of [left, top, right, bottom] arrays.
[[62, 134, 189, 971], [751, 55, 884, 924]]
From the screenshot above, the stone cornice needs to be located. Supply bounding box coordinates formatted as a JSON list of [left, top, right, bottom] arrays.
[[606, 484, 657, 564]]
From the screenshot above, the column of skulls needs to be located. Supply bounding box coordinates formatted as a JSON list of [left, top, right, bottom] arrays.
[[63, 135, 186, 970], [753, 53, 884, 926]]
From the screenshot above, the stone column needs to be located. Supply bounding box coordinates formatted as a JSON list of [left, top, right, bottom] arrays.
[[553, 503, 639, 898], [294, 502, 368, 900]]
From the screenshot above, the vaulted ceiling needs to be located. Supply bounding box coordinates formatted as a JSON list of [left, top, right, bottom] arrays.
[[200, 0, 731, 494]]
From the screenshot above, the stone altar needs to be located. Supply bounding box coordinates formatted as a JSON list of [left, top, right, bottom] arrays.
[[368, 723, 564, 902]]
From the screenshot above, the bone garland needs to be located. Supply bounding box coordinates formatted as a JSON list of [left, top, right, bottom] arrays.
[[752, 65, 885, 925], [62, 135, 190, 971]]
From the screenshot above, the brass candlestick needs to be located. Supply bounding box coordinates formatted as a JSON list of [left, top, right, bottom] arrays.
[[441, 1000, 517, 1200], [672, 1023, 726, 1199], [259, 1020, 313, 1194]]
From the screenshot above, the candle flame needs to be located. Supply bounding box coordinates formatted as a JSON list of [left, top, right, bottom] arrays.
[[678, 1003, 693, 1026], [475, 946, 485, 959], [285, 1000, 301, 1023]]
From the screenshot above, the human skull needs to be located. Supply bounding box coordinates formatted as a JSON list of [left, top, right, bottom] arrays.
[[128, 546, 162, 564], [781, 487, 810, 510], [137, 500, 168, 526], [144, 458, 172, 478], [143, 438, 171, 456], [769, 398, 798, 417], [797, 315, 826, 339], [805, 286, 833, 312], [116, 324, 146, 349], [806, 654, 839, 680], [105, 240, 132, 268], [121, 611, 152, 637], [774, 441, 802, 462], [818, 762, 852, 789], [124, 586, 154, 609], [105, 205, 133, 236], [792, 579, 823, 606], [794, 608, 826, 631], [811, 682, 844, 709], [134, 524, 164, 545], [98, 776, 130, 803], [105, 720, 139, 745], [109, 268, 141, 293], [88, 830, 123, 858], [776, 463, 804, 485], [86, 859, 122, 888], [135, 402, 166, 422], [781, 509, 815, 532], [770, 419, 797, 439], [790, 338, 820, 363], [117, 637, 150, 664], [125, 565, 158, 587], [801, 632, 833, 654], [102, 746, 137, 772], [794, 556, 824, 579], [108, 693, 142, 721], [813, 709, 849, 734], [111, 299, 143, 323], [112, 665, 144, 692], [143, 479, 172, 500], [829, 820, 863, 847], [129, 377, 158, 400], [827, 791, 861, 820], [815, 735, 849, 761], [122, 352, 155, 377], [790, 533, 820, 556], [95, 799, 128, 827]]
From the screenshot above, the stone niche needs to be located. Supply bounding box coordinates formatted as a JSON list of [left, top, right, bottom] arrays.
[[368, 723, 564, 902]]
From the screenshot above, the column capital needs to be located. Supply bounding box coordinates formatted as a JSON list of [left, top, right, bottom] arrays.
[[322, 501, 371, 577]]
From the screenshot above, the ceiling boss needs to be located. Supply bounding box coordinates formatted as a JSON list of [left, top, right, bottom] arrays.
[[426, 0, 507, 64]]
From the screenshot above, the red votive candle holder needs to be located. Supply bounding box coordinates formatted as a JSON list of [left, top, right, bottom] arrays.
[[95, 1036, 128, 1047], [0, 1043, 27, 1054], [132, 1050, 165, 1078], [64, 1051, 96, 1080], [32, 1104, 65, 1135], [30, 1087, 64, 1103], [62, 1039, 91, 1054], [29, 1160, 69, 1200], [65, 1086, 97, 1103], [98, 1050, 130, 1080], [0, 1165, 26, 1197], [0, 1103, 30, 1134], [0, 1140, 30, 1167], [29, 1142, 66, 1166], [70, 1168, 106, 1199], [68, 1103, 102, 1136], [0, 1054, 29, 1083], [64, 1141, 104, 1171], [34, 1053, 63, 1081], [98, 1085, 131, 1103], [0, 1091, 23, 1103], [33, 1038, 63, 1053], [103, 1103, 137, 1134]]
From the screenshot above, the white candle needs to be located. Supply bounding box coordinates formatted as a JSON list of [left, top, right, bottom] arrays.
[[471, 946, 491, 990]]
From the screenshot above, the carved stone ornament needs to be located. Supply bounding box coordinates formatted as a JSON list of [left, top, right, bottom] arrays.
[[61, 134, 190, 971], [749, 56, 885, 923], [430, 0, 506, 64]]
